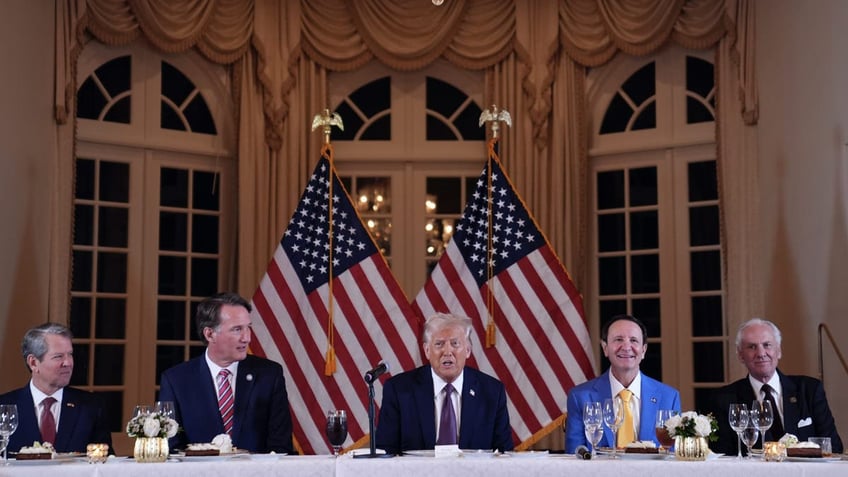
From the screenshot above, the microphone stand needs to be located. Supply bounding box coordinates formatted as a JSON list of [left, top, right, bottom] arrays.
[[354, 377, 393, 458]]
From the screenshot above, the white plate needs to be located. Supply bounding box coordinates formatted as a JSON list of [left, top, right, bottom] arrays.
[[461, 449, 497, 458], [248, 453, 286, 460], [404, 449, 435, 457], [619, 452, 670, 460], [504, 451, 548, 458], [175, 452, 249, 462], [786, 456, 842, 463]]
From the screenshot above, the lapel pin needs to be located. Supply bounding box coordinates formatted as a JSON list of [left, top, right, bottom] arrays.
[[789, 396, 797, 403], [470, 389, 475, 397], [246, 374, 254, 382], [651, 397, 657, 403], [66, 402, 75, 408]]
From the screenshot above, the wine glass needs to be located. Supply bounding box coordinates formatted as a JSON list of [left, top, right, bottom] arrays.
[[740, 422, 760, 459], [602, 397, 624, 459], [133, 405, 153, 418], [0, 405, 19, 465], [582, 401, 603, 458], [325, 410, 347, 456], [654, 409, 678, 453], [154, 401, 175, 420], [750, 399, 773, 449], [728, 403, 749, 460]]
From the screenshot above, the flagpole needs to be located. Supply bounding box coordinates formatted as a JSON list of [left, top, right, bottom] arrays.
[[311, 109, 344, 375], [478, 105, 512, 347]]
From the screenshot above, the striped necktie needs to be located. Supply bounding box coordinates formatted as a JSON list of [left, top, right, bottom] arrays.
[[217, 369, 234, 435]]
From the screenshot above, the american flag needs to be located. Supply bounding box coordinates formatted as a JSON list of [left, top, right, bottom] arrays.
[[249, 148, 422, 455], [413, 140, 595, 447]]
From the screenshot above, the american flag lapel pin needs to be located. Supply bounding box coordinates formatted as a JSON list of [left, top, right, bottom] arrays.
[[66, 402, 75, 408], [789, 396, 797, 403], [470, 389, 475, 397], [246, 374, 254, 382], [651, 397, 657, 403]]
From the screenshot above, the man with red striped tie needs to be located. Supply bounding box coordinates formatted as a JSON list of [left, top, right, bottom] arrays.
[[160, 293, 293, 454]]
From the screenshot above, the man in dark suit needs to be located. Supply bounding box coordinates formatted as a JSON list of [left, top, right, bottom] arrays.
[[0, 323, 112, 453], [375, 313, 513, 455], [159, 292, 293, 454], [710, 318, 843, 455], [565, 315, 680, 453]]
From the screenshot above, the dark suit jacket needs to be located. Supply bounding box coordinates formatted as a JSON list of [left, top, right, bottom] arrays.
[[564, 370, 681, 453], [374, 365, 514, 455], [0, 386, 112, 453], [159, 354, 293, 454], [710, 370, 843, 455]]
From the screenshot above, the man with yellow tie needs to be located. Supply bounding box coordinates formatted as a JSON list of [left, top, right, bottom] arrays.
[[565, 315, 681, 453]]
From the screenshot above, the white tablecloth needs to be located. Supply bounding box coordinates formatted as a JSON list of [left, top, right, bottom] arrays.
[[335, 454, 848, 477], [0, 453, 845, 477]]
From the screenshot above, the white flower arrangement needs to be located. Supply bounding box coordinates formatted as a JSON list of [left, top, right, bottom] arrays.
[[126, 412, 179, 439], [664, 411, 718, 442]]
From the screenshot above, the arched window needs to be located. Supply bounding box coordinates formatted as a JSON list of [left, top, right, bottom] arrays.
[[587, 45, 723, 410], [72, 42, 235, 434]]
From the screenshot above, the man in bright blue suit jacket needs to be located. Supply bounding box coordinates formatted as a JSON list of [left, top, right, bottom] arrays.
[[565, 315, 680, 453], [375, 313, 513, 455], [159, 293, 293, 454], [0, 323, 112, 453]]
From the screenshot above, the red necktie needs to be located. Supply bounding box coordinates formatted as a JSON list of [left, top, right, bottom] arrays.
[[40, 397, 57, 445], [217, 370, 234, 435], [436, 384, 457, 445]]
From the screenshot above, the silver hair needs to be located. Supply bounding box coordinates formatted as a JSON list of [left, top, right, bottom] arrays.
[[422, 313, 473, 345], [21, 322, 73, 368], [735, 317, 782, 350]]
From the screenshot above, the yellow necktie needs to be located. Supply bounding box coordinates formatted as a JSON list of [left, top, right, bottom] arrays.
[[617, 389, 635, 447]]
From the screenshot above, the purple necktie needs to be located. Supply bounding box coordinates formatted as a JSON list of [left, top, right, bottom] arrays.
[[436, 383, 457, 445]]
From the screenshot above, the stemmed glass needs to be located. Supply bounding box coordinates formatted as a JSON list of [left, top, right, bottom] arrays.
[[740, 421, 760, 459], [750, 399, 773, 449], [728, 403, 749, 460], [0, 405, 19, 465], [602, 397, 624, 459], [325, 410, 347, 456], [154, 401, 175, 420], [582, 401, 603, 458], [133, 405, 153, 418], [654, 409, 678, 453]]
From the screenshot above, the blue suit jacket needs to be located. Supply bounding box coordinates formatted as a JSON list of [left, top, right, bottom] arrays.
[[0, 386, 112, 453], [159, 354, 293, 453], [564, 371, 681, 453], [710, 370, 844, 455], [374, 365, 514, 455]]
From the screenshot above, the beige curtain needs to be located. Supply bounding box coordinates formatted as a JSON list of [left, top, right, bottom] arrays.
[[55, 0, 759, 353]]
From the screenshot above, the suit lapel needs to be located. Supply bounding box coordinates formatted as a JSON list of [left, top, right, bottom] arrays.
[[415, 367, 436, 448], [232, 359, 256, 440], [14, 388, 40, 447], [54, 389, 80, 450], [194, 358, 224, 432], [779, 372, 799, 434], [458, 369, 479, 448], [639, 376, 659, 441]]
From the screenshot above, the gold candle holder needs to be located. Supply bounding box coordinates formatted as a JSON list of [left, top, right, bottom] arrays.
[[86, 443, 109, 463], [763, 441, 786, 462]]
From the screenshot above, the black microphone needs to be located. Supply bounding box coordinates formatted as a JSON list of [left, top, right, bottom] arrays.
[[575, 445, 592, 460], [364, 361, 389, 383]]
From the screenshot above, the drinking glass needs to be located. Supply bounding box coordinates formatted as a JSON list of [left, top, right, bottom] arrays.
[[154, 401, 176, 420], [582, 401, 603, 458], [741, 423, 760, 459], [0, 405, 19, 465], [133, 405, 153, 418], [750, 399, 773, 449], [325, 410, 347, 456], [728, 403, 749, 460], [654, 409, 678, 452], [602, 397, 624, 459]]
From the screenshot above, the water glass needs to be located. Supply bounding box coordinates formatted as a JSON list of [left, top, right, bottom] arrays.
[[808, 437, 832, 457], [654, 409, 677, 451], [154, 401, 176, 420], [750, 399, 773, 448], [325, 410, 347, 456], [133, 405, 153, 418], [741, 424, 760, 459], [728, 403, 748, 459], [0, 405, 19, 465], [602, 397, 624, 459]]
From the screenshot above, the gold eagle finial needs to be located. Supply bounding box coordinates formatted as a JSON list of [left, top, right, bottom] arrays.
[[311, 109, 344, 144], [479, 105, 512, 138]]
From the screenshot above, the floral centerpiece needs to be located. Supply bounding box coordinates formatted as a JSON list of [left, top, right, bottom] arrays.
[[663, 411, 718, 460], [126, 412, 178, 462], [126, 412, 178, 439]]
